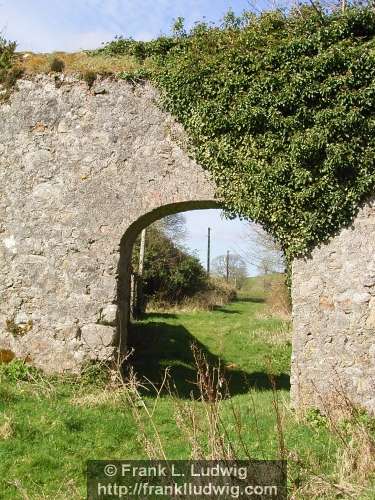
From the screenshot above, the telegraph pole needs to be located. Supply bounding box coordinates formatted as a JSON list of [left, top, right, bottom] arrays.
[[226, 250, 229, 283], [207, 227, 211, 276], [132, 227, 146, 319], [138, 228, 146, 276]]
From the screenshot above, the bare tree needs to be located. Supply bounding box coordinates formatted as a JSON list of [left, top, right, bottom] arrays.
[[152, 213, 187, 244], [212, 253, 247, 289], [236, 222, 285, 280]]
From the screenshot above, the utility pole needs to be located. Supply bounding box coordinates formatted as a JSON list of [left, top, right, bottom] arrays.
[[132, 227, 146, 319], [138, 228, 146, 276], [226, 250, 230, 283], [207, 227, 211, 276]]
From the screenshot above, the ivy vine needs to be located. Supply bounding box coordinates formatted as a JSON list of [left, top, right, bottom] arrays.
[[152, 7, 375, 259], [25, 7, 375, 259]]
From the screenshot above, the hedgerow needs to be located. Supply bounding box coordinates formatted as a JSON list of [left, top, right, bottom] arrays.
[[132, 225, 207, 304], [95, 6, 375, 260], [0, 35, 21, 100]]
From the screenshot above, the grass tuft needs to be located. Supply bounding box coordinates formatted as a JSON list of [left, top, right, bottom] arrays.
[[49, 56, 65, 72], [17, 51, 146, 76], [80, 69, 96, 88], [0, 414, 13, 441]]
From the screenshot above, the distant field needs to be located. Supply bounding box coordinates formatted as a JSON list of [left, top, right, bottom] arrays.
[[241, 273, 284, 296]]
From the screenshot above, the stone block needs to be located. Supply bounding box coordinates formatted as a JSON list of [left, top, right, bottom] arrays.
[[81, 324, 116, 348], [100, 304, 117, 326], [319, 296, 334, 311], [352, 292, 371, 304]]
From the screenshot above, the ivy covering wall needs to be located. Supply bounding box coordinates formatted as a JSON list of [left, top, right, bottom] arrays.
[[98, 7, 375, 259], [4, 7, 375, 260]]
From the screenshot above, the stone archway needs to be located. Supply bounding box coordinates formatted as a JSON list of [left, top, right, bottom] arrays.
[[0, 75, 374, 414], [116, 200, 220, 357]]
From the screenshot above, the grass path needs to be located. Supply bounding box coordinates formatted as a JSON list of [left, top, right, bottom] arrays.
[[130, 295, 291, 396], [0, 290, 360, 498]]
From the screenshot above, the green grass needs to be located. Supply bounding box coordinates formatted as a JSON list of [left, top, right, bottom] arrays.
[[0, 291, 374, 499], [129, 295, 291, 395]]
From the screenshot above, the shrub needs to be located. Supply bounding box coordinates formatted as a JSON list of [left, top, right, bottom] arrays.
[[0, 35, 21, 100], [0, 35, 16, 71], [132, 226, 208, 305], [206, 277, 237, 304], [49, 57, 65, 72], [81, 70, 97, 88], [0, 359, 40, 382], [118, 67, 151, 83], [2, 66, 23, 87], [80, 361, 110, 386], [148, 277, 237, 311], [93, 35, 178, 60], [265, 275, 292, 318]]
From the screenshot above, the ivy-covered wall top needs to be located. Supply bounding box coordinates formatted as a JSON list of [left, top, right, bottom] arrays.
[[3, 7, 375, 259]]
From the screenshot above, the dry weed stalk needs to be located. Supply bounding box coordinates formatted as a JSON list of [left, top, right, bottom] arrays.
[[96, 344, 373, 499], [124, 342, 256, 461], [288, 378, 375, 499], [0, 414, 13, 440], [120, 364, 168, 460], [269, 373, 287, 461]]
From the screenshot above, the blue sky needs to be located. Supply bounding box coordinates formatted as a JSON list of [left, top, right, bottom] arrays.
[[0, 0, 253, 52], [184, 210, 258, 276], [1, 0, 262, 275]]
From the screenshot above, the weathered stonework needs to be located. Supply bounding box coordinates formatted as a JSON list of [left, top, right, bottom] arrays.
[[0, 76, 217, 373], [1, 75, 374, 415], [291, 197, 375, 415]]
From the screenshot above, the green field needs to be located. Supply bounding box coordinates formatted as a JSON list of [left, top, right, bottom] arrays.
[[0, 285, 374, 499]]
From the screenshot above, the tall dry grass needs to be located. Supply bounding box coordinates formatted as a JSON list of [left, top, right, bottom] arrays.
[[147, 277, 237, 313], [115, 346, 374, 498], [15, 51, 146, 76], [288, 382, 375, 499], [4, 341, 373, 498], [265, 276, 291, 319]]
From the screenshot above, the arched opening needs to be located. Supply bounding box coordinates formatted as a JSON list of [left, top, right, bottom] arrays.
[[117, 201, 291, 403], [117, 200, 220, 355]]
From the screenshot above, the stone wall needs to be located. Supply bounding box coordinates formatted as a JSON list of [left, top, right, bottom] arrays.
[[0, 76, 216, 372], [1, 75, 374, 415], [291, 197, 375, 415]]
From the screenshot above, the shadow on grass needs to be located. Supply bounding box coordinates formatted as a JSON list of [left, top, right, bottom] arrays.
[[144, 312, 178, 320], [211, 306, 240, 314], [125, 320, 290, 399], [236, 297, 265, 303]]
